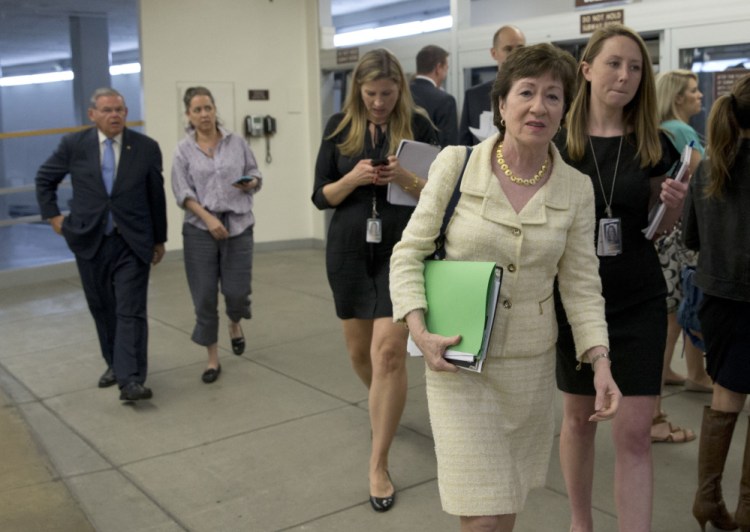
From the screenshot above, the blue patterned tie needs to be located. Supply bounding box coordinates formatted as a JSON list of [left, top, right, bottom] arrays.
[[102, 138, 115, 234]]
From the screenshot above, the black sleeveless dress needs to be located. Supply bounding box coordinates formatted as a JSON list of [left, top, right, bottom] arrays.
[[555, 132, 678, 396], [312, 112, 438, 319]]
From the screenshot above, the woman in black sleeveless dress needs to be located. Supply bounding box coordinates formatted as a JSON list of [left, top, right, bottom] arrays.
[[554, 25, 685, 532]]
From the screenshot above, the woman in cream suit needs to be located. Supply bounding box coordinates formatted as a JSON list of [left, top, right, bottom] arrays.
[[390, 44, 621, 532]]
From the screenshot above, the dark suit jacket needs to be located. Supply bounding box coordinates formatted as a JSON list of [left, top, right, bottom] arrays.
[[410, 78, 458, 148], [458, 80, 493, 146], [36, 127, 167, 264]]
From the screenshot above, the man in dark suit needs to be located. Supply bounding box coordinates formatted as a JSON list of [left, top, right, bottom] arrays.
[[458, 25, 526, 146], [410, 45, 458, 147], [36, 88, 167, 402]]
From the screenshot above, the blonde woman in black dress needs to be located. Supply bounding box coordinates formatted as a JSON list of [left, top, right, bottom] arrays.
[[312, 49, 437, 512]]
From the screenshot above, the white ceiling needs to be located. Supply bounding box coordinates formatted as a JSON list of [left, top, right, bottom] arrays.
[[0, 0, 138, 69], [0, 0, 425, 71]]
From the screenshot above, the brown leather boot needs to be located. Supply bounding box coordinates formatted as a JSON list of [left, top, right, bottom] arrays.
[[693, 406, 739, 531], [737, 419, 750, 532]]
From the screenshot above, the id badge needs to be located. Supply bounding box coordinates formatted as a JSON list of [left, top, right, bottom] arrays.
[[366, 217, 382, 243], [597, 218, 622, 256]]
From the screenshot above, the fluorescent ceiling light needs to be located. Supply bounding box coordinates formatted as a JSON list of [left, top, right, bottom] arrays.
[[334, 15, 452, 47], [110, 62, 141, 75], [692, 59, 749, 72], [0, 63, 141, 87], [0, 70, 74, 87]]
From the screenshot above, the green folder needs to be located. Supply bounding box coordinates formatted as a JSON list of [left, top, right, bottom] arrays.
[[408, 260, 503, 372]]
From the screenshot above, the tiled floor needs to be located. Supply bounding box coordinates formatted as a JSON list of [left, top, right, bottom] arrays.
[[0, 248, 741, 531]]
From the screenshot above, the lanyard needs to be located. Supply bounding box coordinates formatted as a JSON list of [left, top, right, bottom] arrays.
[[588, 135, 623, 218]]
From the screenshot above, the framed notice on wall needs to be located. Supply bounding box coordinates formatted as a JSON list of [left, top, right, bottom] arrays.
[[575, 0, 636, 7], [580, 9, 624, 33], [714, 70, 748, 99]]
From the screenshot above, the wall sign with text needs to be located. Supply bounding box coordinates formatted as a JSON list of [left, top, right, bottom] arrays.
[[580, 9, 624, 33], [575, 0, 634, 7], [336, 47, 359, 65], [714, 70, 748, 99], [248, 90, 269, 101]]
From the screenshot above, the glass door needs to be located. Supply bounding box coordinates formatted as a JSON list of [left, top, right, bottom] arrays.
[[670, 21, 750, 141]]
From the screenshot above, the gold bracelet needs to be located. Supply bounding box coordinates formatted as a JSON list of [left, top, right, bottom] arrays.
[[401, 173, 420, 192], [589, 352, 610, 372]]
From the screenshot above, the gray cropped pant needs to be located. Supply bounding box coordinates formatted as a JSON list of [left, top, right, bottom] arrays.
[[183, 223, 253, 346]]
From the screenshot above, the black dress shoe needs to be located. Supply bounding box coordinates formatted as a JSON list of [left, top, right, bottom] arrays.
[[230, 324, 245, 355], [229, 322, 245, 355], [231, 336, 245, 355], [369, 492, 396, 512], [369, 472, 396, 512], [98, 367, 117, 388], [119, 382, 153, 401], [201, 364, 221, 384]]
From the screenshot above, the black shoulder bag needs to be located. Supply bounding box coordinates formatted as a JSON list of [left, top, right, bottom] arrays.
[[430, 146, 473, 260]]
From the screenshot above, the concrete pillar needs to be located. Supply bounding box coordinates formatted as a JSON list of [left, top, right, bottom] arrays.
[[70, 15, 111, 124], [0, 64, 6, 192]]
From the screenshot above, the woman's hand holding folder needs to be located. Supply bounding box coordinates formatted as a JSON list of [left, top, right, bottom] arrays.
[[405, 310, 462, 373]]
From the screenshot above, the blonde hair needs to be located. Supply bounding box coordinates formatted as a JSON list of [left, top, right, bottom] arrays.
[[566, 24, 662, 167], [656, 69, 698, 122], [328, 49, 425, 157], [704, 73, 750, 198]]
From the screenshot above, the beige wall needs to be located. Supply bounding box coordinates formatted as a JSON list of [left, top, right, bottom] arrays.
[[140, 0, 323, 251]]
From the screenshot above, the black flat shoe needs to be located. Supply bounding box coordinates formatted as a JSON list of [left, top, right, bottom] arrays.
[[119, 382, 153, 401], [230, 326, 245, 355], [98, 367, 117, 388], [369, 472, 396, 512], [201, 364, 221, 384], [369, 492, 395, 512]]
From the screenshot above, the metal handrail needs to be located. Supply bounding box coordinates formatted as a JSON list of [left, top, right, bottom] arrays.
[[0, 120, 144, 229], [0, 120, 144, 140], [0, 182, 71, 196]]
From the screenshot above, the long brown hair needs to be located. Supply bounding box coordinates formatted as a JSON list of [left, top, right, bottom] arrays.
[[328, 49, 424, 157], [566, 24, 662, 167], [704, 73, 750, 198]]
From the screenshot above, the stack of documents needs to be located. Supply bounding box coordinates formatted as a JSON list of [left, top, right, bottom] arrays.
[[643, 141, 694, 240], [407, 260, 503, 372], [387, 139, 441, 206], [469, 111, 498, 143]]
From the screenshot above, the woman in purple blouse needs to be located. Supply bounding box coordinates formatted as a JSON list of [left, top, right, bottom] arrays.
[[171, 86, 262, 383]]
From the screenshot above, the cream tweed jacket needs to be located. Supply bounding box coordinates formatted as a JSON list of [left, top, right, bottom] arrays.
[[389, 135, 609, 515], [391, 134, 608, 361]]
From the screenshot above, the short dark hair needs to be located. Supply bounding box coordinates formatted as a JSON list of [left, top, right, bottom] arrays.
[[490, 43, 577, 138], [415, 45, 449, 75]]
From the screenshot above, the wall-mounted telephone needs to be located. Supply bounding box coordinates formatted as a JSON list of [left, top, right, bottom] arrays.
[[245, 115, 264, 137], [245, 115, 276, 137], [245, 115, 277, 163], [263, 115, 276, 135]]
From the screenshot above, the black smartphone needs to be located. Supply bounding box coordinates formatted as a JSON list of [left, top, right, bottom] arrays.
[[371, 158, 389, 166], [234, 176, 254, 185]]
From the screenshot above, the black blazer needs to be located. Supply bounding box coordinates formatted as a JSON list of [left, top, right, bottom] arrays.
[[458, 80, 493, 146], [409, 78, 458, 147], [36, 127, 167, 264]]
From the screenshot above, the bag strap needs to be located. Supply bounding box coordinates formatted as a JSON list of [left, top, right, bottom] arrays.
[[432, 146, 473, 260]]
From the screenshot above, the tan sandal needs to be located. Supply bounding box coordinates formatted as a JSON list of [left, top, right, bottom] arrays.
[[651, 416, 696, 443]]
